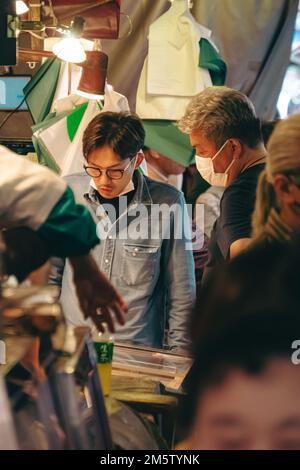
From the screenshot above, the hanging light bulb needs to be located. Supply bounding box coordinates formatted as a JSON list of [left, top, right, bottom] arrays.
[[16, 1, 29, 15], [52, 16, 86, 64], [53, 37, 86, 63]]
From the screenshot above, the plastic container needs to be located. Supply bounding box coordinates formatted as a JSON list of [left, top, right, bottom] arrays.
[[93, 326, 114, 396]]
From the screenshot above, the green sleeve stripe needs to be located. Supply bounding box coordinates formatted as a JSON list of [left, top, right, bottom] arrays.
[[37, 186, 99, 257]]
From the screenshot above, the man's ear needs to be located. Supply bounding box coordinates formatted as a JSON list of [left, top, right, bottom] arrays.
[[273, 174, 296, 204], [229, 138, 242, 159], [135, 152, 145, 169]]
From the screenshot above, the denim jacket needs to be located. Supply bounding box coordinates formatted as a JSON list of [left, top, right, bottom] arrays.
[[50, 170, 196, 350]]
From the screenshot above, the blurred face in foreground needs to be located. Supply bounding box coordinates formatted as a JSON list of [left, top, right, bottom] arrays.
[[273, 173, 300, 232], [189, 358, 300, 450]]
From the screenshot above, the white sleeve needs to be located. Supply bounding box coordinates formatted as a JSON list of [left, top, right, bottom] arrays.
[[0, 146, 67, 230]]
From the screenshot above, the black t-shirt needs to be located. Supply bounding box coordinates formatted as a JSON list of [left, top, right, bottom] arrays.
[[203, 164, 264, 282]]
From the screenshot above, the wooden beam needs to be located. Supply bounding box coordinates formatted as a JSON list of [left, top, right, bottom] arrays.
[[28, 1, 43, 51], [18, 48, 54, 62]]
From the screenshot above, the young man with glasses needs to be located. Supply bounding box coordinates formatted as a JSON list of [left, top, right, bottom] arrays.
[[50, 112, 196, 352]]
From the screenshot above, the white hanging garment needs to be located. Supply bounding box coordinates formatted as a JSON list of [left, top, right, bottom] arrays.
[[35, 85, 130, 176], [136, 0, 214, 120], [147, 0, 212, 97], [0, 145, 66, 230], [60, 85, 130, 176]]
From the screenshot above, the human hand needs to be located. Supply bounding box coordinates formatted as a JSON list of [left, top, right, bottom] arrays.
[[70, 254, 127, 333]]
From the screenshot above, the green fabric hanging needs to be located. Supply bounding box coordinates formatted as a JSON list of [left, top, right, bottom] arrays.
[[31, 103, 89, 172], [24, 58, 61, 124], [199, 38, 227, 86], [143, 120, 194, 167], [66, 102, 88, 142], [31, 110, 70, 172]]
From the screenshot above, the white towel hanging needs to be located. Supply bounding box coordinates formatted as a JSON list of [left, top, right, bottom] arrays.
[[169, 0, 193, 10]]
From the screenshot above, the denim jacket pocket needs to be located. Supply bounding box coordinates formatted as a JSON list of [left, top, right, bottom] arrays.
[[120, 243, 160, 286]]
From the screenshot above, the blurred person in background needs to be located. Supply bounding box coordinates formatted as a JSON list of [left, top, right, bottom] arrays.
[[143, 146, 186, 191], [252, 114, 300, 245], [260, 119, 281, 146], [194, 185, 224, 238], [179, 241, 300, 450], [143, 146, 209, 290]]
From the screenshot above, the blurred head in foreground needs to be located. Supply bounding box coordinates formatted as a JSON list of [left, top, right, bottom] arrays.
[[184, 242, 300, 450]]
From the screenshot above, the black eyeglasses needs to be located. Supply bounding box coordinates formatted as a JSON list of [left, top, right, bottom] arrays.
[[84, 158, 135, 180]]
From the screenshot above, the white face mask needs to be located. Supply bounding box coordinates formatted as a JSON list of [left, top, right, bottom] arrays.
[[195, 140, 236, 187]]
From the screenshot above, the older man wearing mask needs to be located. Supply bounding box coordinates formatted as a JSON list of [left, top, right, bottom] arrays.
[[178, 86, 267, 281]]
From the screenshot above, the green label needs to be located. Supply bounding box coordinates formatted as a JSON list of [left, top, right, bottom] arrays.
[[93, 342, 114, 364]]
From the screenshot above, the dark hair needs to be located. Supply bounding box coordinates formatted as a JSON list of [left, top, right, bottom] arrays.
[[82, 111, 145, 161], [261, 119, 281, 146], [220, 115, 262, 149], [181, 241, 300, 431], [183, 309, 300, 430], [191, 241, 300, 348]]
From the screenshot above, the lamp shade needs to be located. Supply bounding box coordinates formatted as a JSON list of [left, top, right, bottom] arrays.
[[52, 37, 86, 63], [77, 50, 108, 98], [16, 1, 29, 15]]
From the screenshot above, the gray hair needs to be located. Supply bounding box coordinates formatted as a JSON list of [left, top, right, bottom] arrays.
[[178, 86, 261, 148]]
